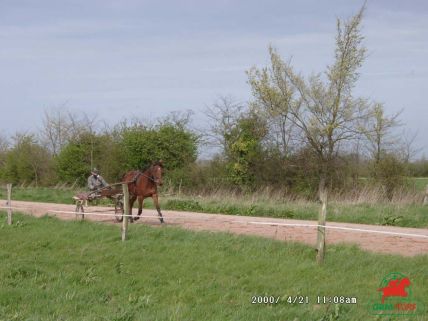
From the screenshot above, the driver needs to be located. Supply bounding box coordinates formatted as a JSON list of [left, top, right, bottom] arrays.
[[87, 168, 109, 192]]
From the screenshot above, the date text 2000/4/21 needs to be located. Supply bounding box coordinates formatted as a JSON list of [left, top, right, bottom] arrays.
[[286, 296, 310, 304]]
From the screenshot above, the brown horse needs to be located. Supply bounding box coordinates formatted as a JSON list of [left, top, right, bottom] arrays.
[[122, 161, 164, 223]]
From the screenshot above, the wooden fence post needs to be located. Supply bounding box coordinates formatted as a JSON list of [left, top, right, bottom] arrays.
[[121, 183, 130, 241], [6, 184, 12, 225], [423, 184, 428, 206], [316, 177, 327, 265]]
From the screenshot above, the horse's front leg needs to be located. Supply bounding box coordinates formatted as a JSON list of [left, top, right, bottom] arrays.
[[128, 195, 136, 223], [134, 196, 144, 221], [152, 193, 164, 223]]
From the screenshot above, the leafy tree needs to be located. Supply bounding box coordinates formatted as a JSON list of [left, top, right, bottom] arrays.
[[56, 132, 104, 185], [363, 103, 401, 164], [120, 125, 161, 170], [248, 6, 371, 263], [0, 136, 9, 178], [247, 52, 296, 158], [225, 112, 267, 187], [95, 133, 123, 182], [56, 140, 91, 185], [1, 134, 53, 185], [156, 124, 198, 170], [120, 122, 198, 185]]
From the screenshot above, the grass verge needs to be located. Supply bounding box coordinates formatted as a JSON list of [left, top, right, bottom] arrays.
[[161, 198, 428, 228]]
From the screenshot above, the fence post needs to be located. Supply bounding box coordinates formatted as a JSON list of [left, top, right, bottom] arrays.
[[6, 184, 12, 225], [121, 183, 129, 241], [424, 184, 428, 206], [316, 178, 327, 265]]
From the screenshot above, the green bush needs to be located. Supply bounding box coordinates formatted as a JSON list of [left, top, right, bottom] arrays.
[[121, 124, 198, 174], [371, 154, 407, 200]]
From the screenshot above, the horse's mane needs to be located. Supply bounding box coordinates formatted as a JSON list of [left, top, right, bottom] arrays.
[[142, 161, 164, 173], [152, 160, 164, 168], [121, 161, 164, 180]]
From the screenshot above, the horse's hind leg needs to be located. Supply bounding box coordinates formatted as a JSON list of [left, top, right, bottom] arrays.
[[152, 193, 164, 223], [134, 196, 143, 221]]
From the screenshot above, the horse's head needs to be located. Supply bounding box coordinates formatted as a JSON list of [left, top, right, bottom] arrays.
[[151, 160, 164, 186], [400, 278, 411, 287]]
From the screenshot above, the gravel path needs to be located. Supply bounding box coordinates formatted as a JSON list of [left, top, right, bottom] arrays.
[[2, 200, 428, 257]]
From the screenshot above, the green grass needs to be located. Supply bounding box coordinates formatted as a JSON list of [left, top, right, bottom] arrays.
[[411, 177, 428, 192], [2, 186, 428, 228], [0, 187, 76, 204], [0, 212, 427, 321]]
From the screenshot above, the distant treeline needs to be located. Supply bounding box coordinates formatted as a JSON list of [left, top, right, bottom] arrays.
[[0, 105, 426, 199], [0, 110, 198, 188]]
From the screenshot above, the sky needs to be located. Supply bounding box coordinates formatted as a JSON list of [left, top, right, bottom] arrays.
[[0, 0, 427, 156]]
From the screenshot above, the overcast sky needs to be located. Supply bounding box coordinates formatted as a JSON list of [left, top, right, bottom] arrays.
[[0, 0, 427, 156]]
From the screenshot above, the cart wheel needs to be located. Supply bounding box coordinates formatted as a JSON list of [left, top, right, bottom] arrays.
[[75, 201, 84, 220], [114, 199, 124, 222]]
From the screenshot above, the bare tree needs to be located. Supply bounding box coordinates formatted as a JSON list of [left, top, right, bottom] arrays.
[[0, 134, 9, 169], [77, 112, 99, 169], [399, 129, 420, 163], [40, 107, 98, 157], [205, 95, 245, 156], [248, 6, 371, 263], [68, 110, 98, 139], [40, 108, 71, 155], [0, 134, 8, 152], [158, 110, 194, 129]]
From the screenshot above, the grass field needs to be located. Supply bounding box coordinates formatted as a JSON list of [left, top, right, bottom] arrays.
[[412, 177, 428, 192], [0, 187, 76, 205], [1, 184, 428, 228], [0, 212, 427, 321]]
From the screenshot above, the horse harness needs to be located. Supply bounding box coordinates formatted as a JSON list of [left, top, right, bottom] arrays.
[[130, 170, 156, 185], [124, 168, 158, 198]]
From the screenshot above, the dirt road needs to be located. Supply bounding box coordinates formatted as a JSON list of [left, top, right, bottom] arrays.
[[2, 200, 428, 257]]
